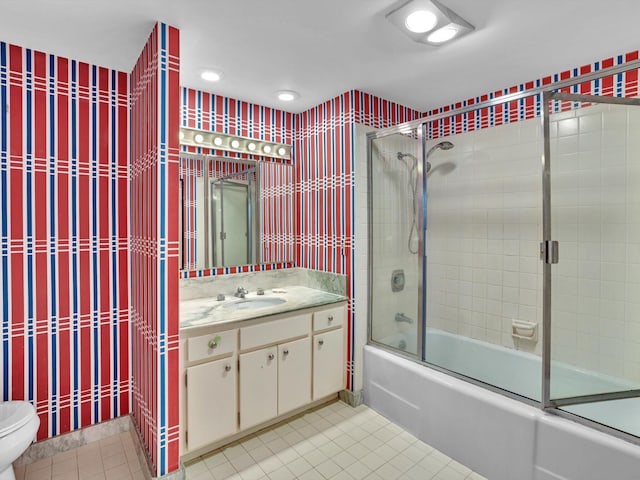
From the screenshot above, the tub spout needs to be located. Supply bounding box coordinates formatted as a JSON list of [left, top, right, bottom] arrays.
[[395, 313, 414, 324]]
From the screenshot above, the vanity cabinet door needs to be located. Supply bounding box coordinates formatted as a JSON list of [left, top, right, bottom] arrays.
[[278, 337, 311, 415], [240, 347, 278, 430], [313, 328, 345, 400], [186, 356, 237, 452]]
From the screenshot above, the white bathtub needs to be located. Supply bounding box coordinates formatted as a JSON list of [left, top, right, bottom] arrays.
[[364, 329, 640, 480]]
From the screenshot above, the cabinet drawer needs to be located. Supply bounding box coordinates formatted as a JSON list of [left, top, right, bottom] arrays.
[[313, 305, 345, 332], [188, 329, 238, 363], [240, 314, 310, 350]]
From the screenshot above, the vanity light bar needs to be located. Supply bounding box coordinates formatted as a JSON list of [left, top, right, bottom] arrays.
[[180, 127, 291, 161]]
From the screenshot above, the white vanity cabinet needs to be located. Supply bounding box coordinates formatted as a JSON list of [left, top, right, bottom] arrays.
[[183, 329, 239, 452], [312, 306, 346, 400], [180, 301, 347, 458], [277, 337, 312, 414], [239, 314, 312, 429], [239, 346, 278, 430], [186, 356, 237, 451]]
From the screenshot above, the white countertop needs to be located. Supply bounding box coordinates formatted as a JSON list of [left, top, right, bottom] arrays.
[[180, 285, 347, 331]]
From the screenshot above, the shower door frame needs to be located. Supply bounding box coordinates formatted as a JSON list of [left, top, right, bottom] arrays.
[[366, 57, 640, 448], [541, 91, 640, 413], [366, 127, 427, 363]]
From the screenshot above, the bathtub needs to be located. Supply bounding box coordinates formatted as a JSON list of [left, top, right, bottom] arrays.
[[364, 329, 640, 480]]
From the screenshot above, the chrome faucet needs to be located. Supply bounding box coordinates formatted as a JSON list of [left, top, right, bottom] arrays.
[[395, 312, 414, 324], [234, 286, 248, 298]]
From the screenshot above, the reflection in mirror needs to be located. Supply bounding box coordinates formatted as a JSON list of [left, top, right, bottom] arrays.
[[179, 154, 294, 272], [211, 168, 258, 267]]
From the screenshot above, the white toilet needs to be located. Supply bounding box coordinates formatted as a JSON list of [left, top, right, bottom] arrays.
[[0, 401, 40, 480]]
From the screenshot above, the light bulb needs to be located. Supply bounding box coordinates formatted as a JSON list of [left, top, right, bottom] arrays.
[[405, 10, 437, 33], [213, 137, 223, 146], [201, 71, 221, 82], [277, 147, 287, 156], [231, 139, 240, 149], [194, 134, 204, 143], [263, 145, 272, 154], [247, 142, 256, 151], [427, 25, 459, 43], [277, 90, 299, 102]]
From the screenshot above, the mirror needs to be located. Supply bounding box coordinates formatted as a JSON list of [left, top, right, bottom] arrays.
[[179, 154, 294, 271]]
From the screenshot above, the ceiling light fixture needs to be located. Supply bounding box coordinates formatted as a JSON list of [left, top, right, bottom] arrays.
[[277, 90, 299, 102], [194, 133, 204, 143], [277, 147, 287, 156], [201, 70, 222, 82], [213, 137, 223, 146], [230, 139, 240, 149], [386, 0, 474, 46], [263, 145, 272, 154], [247, 142, 256, 151]]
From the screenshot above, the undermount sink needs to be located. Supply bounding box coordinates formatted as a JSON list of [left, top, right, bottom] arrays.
[[223, 297, 286, 310]]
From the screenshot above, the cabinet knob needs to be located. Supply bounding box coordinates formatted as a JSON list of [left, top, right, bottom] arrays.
[[224, 364, 232, 372], [268, 353, 275, 360], [283, 349, 289, 355], [208, 335, 221, 349], [328, 315, 334, 322], [318, 339, 324, 346]]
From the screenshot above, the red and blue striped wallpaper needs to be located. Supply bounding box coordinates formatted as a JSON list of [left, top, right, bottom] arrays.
[[424, 51, 640, 138], [130, 23, 181, 476], [295, 90, 423, 390], [0, 41, 130, 440]]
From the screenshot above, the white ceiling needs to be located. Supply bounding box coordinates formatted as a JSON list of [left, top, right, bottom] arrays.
[[1, 0, 639, 113]]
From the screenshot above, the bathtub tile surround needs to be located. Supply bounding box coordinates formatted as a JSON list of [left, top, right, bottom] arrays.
[[129, 23, 181, 477], [0, 41, 131, 439], [183, 401, 486, 480]]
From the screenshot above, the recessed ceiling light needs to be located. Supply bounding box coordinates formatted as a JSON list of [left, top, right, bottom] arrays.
[[201, 70, 222, 82], [427, 25, 459, 43], [194, 133, 204, 143], [405, 10, 437, 33], [213, 137, 223, 146], [230, 139, 240, 149], [277, 90, 299, 102], [277, 147, 287, 156], [263, 145, 272, 154]]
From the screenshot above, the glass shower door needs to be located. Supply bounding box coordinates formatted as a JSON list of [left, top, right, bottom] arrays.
[[545, 91, 640, 434], [368, 127, 425, 357]]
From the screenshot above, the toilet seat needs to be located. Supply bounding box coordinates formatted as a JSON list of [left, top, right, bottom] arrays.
[[0, 401, 36, 437]]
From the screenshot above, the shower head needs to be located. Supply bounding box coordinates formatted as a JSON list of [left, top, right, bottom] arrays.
[[426, 141, 454, 158]]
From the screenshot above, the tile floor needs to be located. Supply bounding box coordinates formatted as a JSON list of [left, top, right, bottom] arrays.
[[185, 401, 487, 480], [13, 430, 145, 480]]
